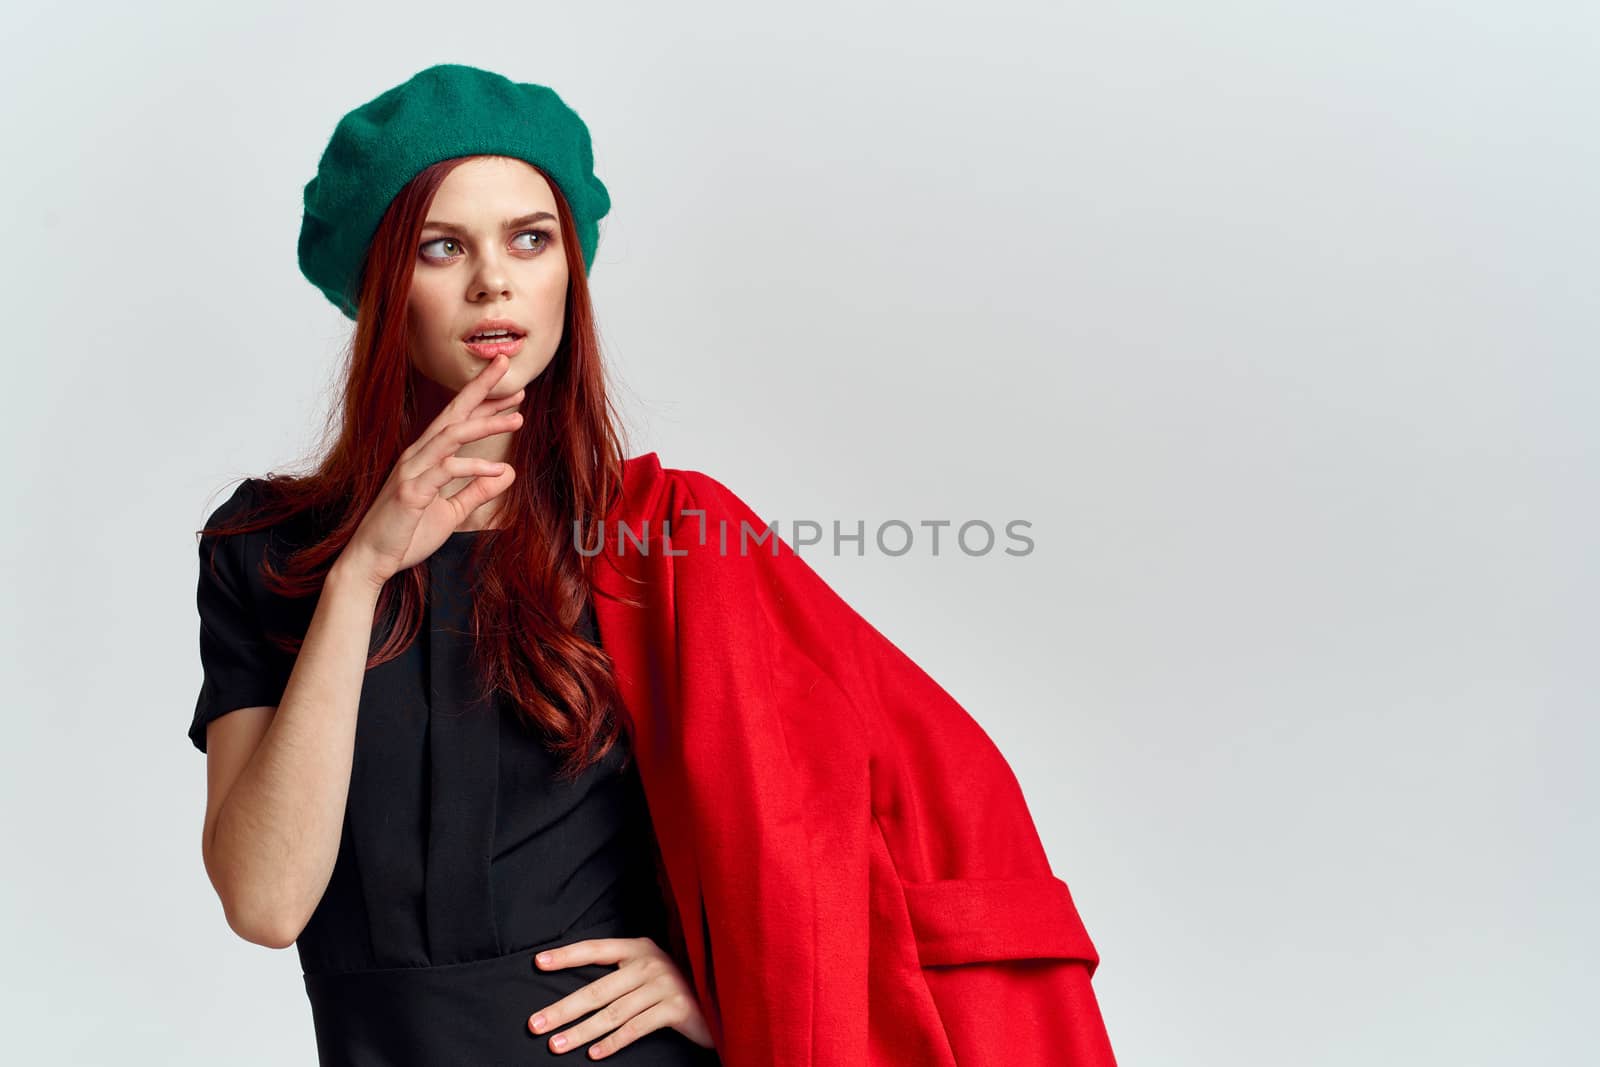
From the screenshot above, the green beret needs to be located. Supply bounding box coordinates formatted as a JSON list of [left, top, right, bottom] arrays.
[[297, 63, 611, 320]]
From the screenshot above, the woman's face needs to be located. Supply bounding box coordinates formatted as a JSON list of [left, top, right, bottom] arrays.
[[407, 155, 570, 404]]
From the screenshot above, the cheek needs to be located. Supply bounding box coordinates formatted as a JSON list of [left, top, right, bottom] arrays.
[[408, 273, 449, 320], [405, 301, 444, 363], [534, 272, 569, 319]]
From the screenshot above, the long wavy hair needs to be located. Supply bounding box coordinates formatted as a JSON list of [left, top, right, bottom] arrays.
[[197, 154, 639, 782]]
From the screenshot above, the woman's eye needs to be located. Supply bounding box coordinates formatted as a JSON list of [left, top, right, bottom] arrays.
[[419, 238, 461, 259], [419, 231, 551, 261]]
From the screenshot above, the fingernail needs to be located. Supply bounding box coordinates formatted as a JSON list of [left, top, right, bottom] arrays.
[[551, 1035, 568, 1050], [531, 1013, 547, 1032], [536, 952, 551, 965]]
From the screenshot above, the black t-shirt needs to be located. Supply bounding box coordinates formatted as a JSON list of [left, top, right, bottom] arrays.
[[191, 479, 718, 1064]]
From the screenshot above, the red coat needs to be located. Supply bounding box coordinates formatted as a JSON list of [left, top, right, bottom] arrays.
[[590, 453, 1117, 1065]]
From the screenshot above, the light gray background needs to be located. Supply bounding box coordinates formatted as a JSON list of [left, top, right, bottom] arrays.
[[2, 2, 1593, 1064]]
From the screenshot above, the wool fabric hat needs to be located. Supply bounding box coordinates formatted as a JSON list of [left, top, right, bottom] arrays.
[[297, 63, 611, 320]]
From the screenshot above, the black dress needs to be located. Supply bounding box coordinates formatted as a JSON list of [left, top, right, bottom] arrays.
[[190, 480, 720, 1066]]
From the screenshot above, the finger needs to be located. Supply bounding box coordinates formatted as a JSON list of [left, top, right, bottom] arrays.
[[536, 937, 649, 971], [402, 354, 515, 461], [466, 386, 524, 421], [582, 998, 685, 1061], [443, 353, 516, 425], [439, 464, 515, 525], [429, 390, 525, 468], [398, 410, 524, 485], [410, 456, 508, 500], [535, 977, 665, 1056], [528, 958, 648, 1037]]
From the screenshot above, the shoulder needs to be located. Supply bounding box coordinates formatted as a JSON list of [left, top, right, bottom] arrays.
[[201, 477, 265, 530], [197, 479, 272, 584], [615, 452, 756, 523], [194, 482, 272, 622], [196, 478, 325, 637], [200, 475, 329, 549], [196, 476, 312, 587], [628, 454, 760, 520], [607, 455, 783, 569], [667, 467, 735, 510], [198, 478, 285, 571]]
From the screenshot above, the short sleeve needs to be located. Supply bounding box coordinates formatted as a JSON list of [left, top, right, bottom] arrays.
[[189, 480, 294, 753]]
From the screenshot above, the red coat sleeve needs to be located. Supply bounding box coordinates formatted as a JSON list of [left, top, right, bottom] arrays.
[[679, 470, 1117, 1066]]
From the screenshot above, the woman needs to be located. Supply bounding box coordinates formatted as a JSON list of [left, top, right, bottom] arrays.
[[191, 64, 1116, 1066]]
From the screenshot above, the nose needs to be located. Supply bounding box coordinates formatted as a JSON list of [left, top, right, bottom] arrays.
[[468, 252, 511, 302]]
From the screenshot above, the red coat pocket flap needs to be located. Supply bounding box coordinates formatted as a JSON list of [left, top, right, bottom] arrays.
[[901, 875, 1100, 971]]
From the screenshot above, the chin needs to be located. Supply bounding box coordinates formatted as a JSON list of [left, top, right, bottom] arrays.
[[483, 374, 523, 396]]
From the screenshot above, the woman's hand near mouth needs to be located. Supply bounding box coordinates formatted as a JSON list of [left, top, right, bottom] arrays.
[[337, 353, 523, 589]]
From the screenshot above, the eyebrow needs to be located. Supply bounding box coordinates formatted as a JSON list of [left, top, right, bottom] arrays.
[[420, 211, 556, 234]]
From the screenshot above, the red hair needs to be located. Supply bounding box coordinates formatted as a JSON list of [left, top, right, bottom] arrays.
[[198, 155, 638, 782]]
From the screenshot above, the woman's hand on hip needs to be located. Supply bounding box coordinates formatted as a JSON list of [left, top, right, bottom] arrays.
[[528, 935, 714, 1057]]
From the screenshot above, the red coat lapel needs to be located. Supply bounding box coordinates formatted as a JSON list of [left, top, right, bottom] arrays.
[[588, 453, 712, 1021], [592, 453, 836, 1062]]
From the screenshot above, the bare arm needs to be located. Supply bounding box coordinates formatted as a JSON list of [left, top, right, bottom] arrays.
[[200, 556, 384, 948], [197, 353, 525, 948]]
